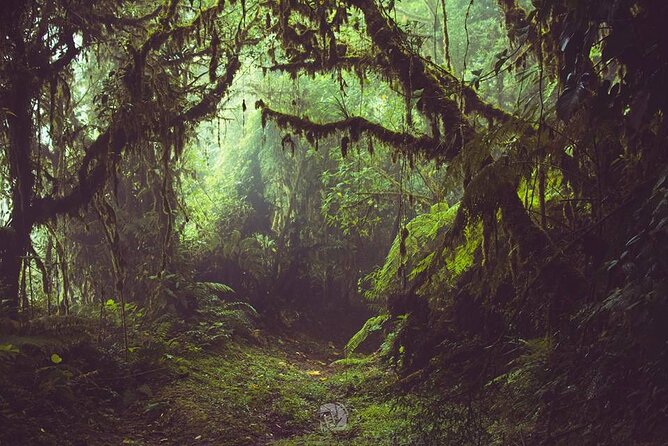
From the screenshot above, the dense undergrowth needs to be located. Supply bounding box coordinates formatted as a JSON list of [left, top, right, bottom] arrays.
[[0, 299, 414, 445], [0, 289, 261, 445]]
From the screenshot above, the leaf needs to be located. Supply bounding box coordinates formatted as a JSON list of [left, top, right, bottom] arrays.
[[0, 343, 19, 353], [306, 370, 322, 376], [198, 282, 235, 294], [50, 353, 63, 364], [105, 299, 118, 312]]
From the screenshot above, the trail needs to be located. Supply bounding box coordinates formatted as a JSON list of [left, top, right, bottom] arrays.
[[92, 333, 404, 446]]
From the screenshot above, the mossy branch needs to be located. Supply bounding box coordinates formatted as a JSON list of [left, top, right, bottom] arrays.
[[256, 100, 463, 161], [269, 55, 374, 76], [347, 0, 523, 131], [32, 9, 249, 225]]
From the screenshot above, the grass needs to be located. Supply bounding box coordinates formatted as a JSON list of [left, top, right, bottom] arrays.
[[113, 338, 415, 445]]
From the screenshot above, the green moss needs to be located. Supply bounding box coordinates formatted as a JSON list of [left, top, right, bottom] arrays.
[[127, 343, 327, 445], [444, 220, 482, 279], [330, 356, 375, 367], [344, 315, 389, 356], [110, 338, 414, 446], [363, 202, 460, 301], [272, 354, 414, 445]]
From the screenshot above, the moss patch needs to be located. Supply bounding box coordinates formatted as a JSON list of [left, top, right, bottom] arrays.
[[104, 338, 414, 445]]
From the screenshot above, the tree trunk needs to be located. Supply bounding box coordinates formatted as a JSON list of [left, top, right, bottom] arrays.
[[1, 66, 36, 318], [0, 228, 29, 318]]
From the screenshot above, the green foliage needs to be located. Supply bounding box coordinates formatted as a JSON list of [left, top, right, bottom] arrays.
[[0, 343, 19, 356], [362, 202, 459, 301], [237, 233, 277, 280], [149, 274, 236, 317], [0, 315, 123, 444], [187, 300, 259, 346], [147, 275, 258, 345], [344, 314, 389, 356], [484, 336, 553, 442], [438, 221, 481, 283], [142, 342, 331, 444], [0, 316, 96, 354]]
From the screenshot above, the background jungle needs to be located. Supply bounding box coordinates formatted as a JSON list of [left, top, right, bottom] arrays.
[[1, 0, 667, 444]]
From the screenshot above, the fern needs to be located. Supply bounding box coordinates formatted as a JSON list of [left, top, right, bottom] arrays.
[[442, 222, 481, 280], [216, 301, 259, 332], [222, 301, 259, 317], [363, 202, 461, 301], [153, 277, 237, 316], [0, 335, 65, 351], [191, 299, 259, 345], [194, 281, 236, 296], [363, 199, 484, 304], [345, 314, 390, 357], [0, 343, 20, 374], [0, 316, 96, 351]]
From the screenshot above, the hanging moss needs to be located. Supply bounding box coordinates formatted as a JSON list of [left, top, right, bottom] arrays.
[[341, 135, 349, 158], [255, 101, 455, 162]]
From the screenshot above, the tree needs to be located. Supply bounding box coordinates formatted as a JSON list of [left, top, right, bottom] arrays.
[[0, 0, 254, 317]]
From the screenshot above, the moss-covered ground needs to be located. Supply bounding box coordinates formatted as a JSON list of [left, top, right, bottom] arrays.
[[97, 334, 413, 445]]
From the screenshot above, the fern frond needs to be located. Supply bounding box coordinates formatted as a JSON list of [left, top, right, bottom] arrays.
[[222, 301, 259, 318], [345, 314, 389, 357], [363, 202, 460, 301], [0, 335, 64, 351], [196, 282, 235, 295]]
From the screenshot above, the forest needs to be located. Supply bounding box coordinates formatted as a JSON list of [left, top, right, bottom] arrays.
[[1, 0, 667, 444]]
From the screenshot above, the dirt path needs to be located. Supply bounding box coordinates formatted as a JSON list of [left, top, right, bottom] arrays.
[[89, 334, 382, 445], [87, 331, 412, 446]]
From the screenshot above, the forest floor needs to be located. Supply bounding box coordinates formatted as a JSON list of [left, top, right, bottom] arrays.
[[91, 332, 412, 446]]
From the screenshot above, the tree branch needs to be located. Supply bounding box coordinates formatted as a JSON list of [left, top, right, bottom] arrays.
[[32, 6, 249, 225], [256, 101, 462, 161]]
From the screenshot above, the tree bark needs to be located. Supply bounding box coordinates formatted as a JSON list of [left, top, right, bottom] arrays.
[[0, 229, 24, 318], [1, 65, 36, 317]]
